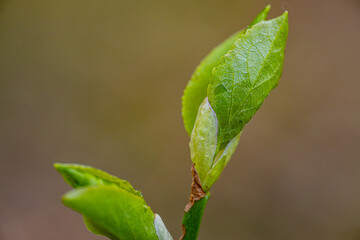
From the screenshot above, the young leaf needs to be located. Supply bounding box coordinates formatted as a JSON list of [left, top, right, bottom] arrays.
[[62, 185, 158, 240], [182, 5, 271, 135], [54, 163, 142, 197], [208, 12, 289, 148], [55, 164, 173, 239], [189, 97, 218, 183]]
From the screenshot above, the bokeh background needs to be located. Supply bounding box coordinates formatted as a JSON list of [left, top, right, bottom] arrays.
[[1, 0, 359, 239]]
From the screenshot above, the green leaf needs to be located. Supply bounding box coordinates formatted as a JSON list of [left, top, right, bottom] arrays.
[[62, 185, 158, 240], [181, 5, 271, 135], [189, 99, 243, 191], [55, 164, 166, 239], [202, 132, 241, 192], [54, 163, 142, 197], [189, 97, 218, 183], [208, 12, 289, 148], [154, 214, 173, 240]]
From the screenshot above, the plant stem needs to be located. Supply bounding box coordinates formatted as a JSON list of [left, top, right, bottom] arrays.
[[180, 192, 210, 240], [179, 164, 210, 240]]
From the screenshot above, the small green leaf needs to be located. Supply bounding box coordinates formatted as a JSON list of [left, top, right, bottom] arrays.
[[189, 97, 218, 183], [202, 133, 241, 192], [154, 214, 173, 240], [55, 164, 162, 239], [181, 5, 271, 135], [62, 185, 158, 240], [208, 12, 289, 148], [54, 163, 141, 197]]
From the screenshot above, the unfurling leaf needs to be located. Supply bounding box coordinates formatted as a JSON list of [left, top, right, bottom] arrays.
[[208, 12, 289, 149], [189, 97, 218, 183], [55, 163, 173, 240], [189, 98, 241, 191]]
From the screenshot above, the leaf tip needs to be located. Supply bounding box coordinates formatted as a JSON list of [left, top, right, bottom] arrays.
[[264, 4, 271, 13], [61, 189, 79, 207], [54, 163, 72, 179], [54, 163, 86, 188], [54, 162, 67, 172], [282, 10, 289, 19]]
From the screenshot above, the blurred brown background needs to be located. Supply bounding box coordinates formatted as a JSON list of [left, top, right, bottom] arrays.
[[0, 0, 359, 239]]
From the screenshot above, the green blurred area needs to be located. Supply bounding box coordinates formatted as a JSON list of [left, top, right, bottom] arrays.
[[0, 0, 359, 239]]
